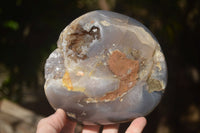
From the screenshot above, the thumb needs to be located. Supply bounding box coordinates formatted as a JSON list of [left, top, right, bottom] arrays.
[[36, 109, 67, 133]]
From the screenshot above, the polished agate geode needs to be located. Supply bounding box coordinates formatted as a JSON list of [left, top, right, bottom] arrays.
[[44, 10, 167, 125]]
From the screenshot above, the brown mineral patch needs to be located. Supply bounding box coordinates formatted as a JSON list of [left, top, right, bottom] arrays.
[[98, 50, 139, 101]]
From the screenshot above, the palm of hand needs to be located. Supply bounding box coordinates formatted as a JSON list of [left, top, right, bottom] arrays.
[[36, 109, 146, 133]]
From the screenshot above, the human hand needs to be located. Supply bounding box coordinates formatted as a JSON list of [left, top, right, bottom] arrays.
[[36, 109, 146, 133]]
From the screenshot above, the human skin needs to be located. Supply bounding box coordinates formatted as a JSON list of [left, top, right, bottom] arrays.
[[36, 109, 147, 133]]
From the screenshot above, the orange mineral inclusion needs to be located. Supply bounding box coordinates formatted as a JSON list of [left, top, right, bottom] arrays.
[[62, 71, 73, 90], [62, 71, 85, 92]]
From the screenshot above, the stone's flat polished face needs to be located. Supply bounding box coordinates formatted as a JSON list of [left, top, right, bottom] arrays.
[[44, 10, 167, 125]]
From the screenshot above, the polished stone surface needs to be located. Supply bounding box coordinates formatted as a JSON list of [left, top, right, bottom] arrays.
[[44, 10, 167, 125]]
